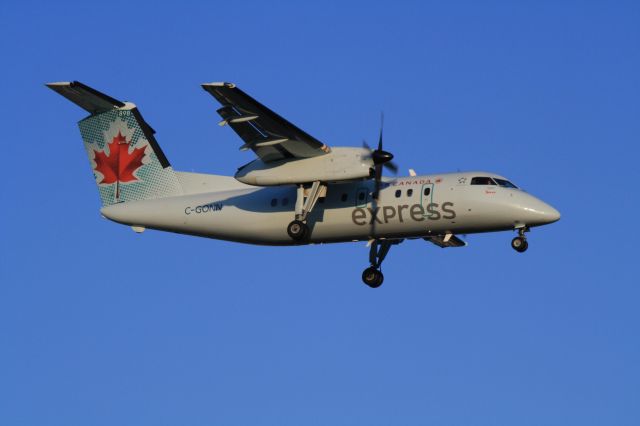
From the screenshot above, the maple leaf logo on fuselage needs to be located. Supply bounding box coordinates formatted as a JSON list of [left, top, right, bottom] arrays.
[[92, 131, 146, 199]]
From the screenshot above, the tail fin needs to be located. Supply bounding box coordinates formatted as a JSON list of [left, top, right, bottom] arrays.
[[46, 81, 182, 206]]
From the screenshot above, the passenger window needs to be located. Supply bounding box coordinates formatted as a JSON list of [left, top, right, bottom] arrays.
[[471, 177, 497, 185], [423, 187, 431, 196], [282, 198, 289, 206], [395, 189, 401, 198], [407, 189, 413, 197], [271, 198, 278, 207], [341, 193, 348, 202]]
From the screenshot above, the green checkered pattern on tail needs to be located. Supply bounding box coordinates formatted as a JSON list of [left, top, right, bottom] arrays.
[[78, 107, 182, 206]]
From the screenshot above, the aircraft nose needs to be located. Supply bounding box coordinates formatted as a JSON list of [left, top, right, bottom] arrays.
[[545, 204, 561, 223], [521, 196, 561, 226]]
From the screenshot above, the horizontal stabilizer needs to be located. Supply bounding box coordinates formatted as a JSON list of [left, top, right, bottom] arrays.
[[46, 81, 125, 114]]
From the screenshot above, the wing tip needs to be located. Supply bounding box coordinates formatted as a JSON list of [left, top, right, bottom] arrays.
[[201, 82, 236, 89], [45, 81, 74, 90]]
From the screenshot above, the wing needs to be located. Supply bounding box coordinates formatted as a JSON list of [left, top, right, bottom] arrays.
[[424, 234, 467, 248], [201, 82, 330, 163]]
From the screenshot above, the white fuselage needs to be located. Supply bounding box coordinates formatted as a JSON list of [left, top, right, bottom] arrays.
[[100, 171, 560, 245]]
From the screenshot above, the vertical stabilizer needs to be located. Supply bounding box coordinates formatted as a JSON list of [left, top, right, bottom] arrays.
[[47, 81, 182, 206]]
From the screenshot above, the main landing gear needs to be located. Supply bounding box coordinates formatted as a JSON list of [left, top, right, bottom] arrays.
[[287, 181, 326, 242], [362, 240, 397, 288], [287, 220, 308, 241], [511, 227, 529, 253]]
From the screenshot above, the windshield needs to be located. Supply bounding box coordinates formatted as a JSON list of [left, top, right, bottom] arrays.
[[471, 177, 497, 185], [494, 178, 518, 189]]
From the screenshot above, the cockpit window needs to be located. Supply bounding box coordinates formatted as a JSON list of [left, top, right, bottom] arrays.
[[494, 178, 518, 189], [471, 177, 497, 185]]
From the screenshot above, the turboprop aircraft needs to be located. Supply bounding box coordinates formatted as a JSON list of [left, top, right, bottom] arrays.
[[47, 81, 560, 288]]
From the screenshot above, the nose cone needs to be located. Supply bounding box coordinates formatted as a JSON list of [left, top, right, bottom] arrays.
[[372, 150, 394, 165], [545, 204, 561, 223], [519, 194, 561, 226]]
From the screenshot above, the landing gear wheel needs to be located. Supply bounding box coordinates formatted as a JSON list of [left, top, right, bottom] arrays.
[[287, 220, 309, 241], [511, 236, 528, 253], [362, 267, 384, 288]]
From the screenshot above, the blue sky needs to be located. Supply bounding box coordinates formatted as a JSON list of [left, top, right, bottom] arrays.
[[1, 1, 639, 424]]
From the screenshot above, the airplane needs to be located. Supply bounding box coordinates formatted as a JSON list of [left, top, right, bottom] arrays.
[[47, 81, 561, 288]]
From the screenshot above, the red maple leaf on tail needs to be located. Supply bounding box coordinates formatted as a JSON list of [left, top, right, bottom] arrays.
[[93, 131, 146, 199]]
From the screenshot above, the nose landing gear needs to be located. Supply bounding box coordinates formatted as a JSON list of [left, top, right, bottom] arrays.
[[362, 240, 402, 288], [362, 267, 384, 288], [511, 227, 529, 253], [511, 236, 528, 252]]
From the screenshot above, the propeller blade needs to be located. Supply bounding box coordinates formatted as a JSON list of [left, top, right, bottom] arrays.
[[384, 161, 398, 174], [361, 140, 374, 162], [366, 112, 395, 238], [374, 164, 382, 198], [377, 112, 384, 151], [370, 163, 382, 238]]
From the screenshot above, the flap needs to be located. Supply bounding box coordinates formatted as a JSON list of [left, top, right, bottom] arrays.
[[424, 234, 467, 248]]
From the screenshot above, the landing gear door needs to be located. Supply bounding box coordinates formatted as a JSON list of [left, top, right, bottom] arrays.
[[421, 183, 435, 212]]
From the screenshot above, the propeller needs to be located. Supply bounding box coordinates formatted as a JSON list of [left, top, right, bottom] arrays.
[[362, 113, 398, 200], [362, 113, 398, 239]]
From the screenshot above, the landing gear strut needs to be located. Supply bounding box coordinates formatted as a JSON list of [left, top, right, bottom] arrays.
[[362, 240, 396, 288], [511, 227, 529, 253], [287, 181, 326, 242]]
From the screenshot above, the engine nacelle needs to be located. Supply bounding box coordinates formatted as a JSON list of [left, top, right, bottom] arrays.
[[234, 147, 373, 186]]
